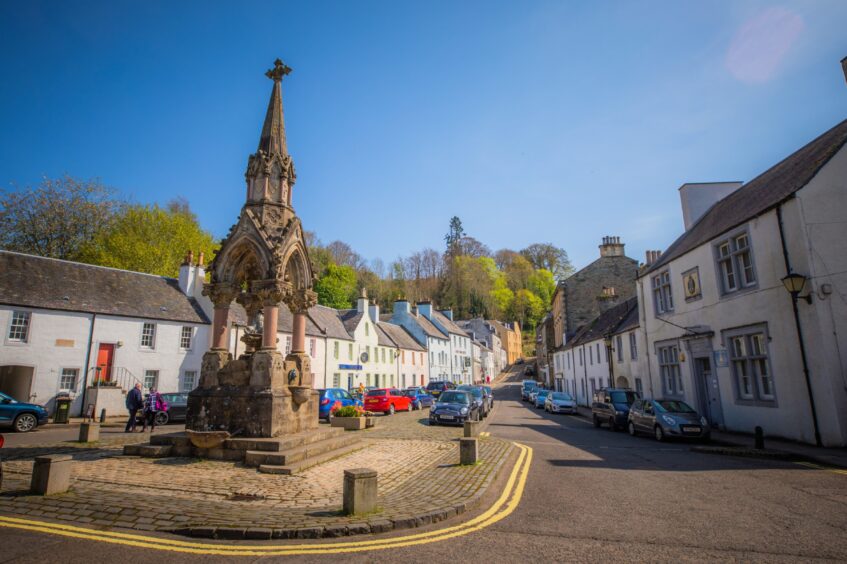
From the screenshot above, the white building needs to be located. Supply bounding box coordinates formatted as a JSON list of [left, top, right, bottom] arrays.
[[0, 251, 211, 416], [379, 320, 429, 389], [638, 118, 847, 446], [418, 305, 472, 385], [338, 292, 397, 389], [389, 300, 451, 381]]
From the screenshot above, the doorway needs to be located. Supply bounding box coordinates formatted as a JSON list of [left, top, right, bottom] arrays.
[[0, 365, 34, 401], [695, 357, 723, 428], [96, 343, 115, 383]]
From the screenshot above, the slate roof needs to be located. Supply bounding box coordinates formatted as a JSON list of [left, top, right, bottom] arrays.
[[337, 309, 365, 335], [374, 323, 396, 347], [646, 119, 847, 275], [379, 322, 425, 351], [566, 297, 638, 348], [309, 304, 354, 341], [433, 310, 470, 337], [277, 305, 323, 337], [0, 251, 209, 324], [413, 309, 449, 340]]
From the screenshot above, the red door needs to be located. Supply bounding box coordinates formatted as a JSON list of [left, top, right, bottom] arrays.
[[96, 344, 115, 383]]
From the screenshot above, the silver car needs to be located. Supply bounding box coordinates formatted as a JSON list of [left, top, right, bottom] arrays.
[[627, 399, 710, 441], [545, 392, 577, 414]]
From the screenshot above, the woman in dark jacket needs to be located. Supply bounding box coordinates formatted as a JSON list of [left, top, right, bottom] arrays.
[[141, 388, 168, 432]]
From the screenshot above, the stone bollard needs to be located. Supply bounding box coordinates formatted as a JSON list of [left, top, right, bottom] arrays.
[[463, 420, 480, 438], [343, 468, 378, 515], [754, 426, 765, 450], [78, 422, 100, 443], [30, 454, 73, 495], [460, 437, 478, 466]]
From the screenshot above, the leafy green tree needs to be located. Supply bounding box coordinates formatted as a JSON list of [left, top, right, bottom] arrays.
[[521, 243, 574, 281], [510, 289, 545, 330], [314, 263, 357, 309], [527, 268, 556, 306], [79, 200, 215, 277]]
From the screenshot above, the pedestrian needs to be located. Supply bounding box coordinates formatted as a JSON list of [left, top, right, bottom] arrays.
[[141, 387, 168, 433], [358, 382, 365, 397], [486, 375, 491, 384], [125, 382, 143, 432]]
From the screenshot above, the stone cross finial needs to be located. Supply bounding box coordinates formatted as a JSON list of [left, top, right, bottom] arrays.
[[266, 59, 292, 82]]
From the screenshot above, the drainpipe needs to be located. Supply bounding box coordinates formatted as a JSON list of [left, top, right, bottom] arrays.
[[777, 203, 822, 446], [582, 344, 589, 406], [638, 276, 656, 399], [79, 313, 97, 417]]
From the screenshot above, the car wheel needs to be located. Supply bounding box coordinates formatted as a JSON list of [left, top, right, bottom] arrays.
[[628, 422, 636, 436], [592, 415, 601, 427], [415, 401, 422, 411], [388, 404, 395, 416], [608, 417, 616, 431], [155, 411, 169, 426], [13, 413, 37, 433], [654, 425, 665, 442], [407, 401, 414, 412]]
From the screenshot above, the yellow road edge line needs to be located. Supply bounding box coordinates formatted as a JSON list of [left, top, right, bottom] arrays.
[[0, 442, 533, 555], [794, 461, 847, 475]]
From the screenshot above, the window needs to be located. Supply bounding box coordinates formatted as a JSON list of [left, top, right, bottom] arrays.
[[652, 271, 673, 315], [334, 341, 339, 360], [381, 348, 386, 363], [182, 370, 197, 392], [430, 352, 435, 365], [657, 344, 683, 396], [365, 322, 369, 336], [589, 346, 593, 365], [579, 348, 583, 366], [8, 311, 31, 342], [366, 345, 370, 362], [629, 332, 638, 360], [180, 326, 193, 349], [635, 377, 643, 395], [285, 336, 292, 355], [60, 368, 78, 391], [333, 373, 341, 388], [716, 231, 757, 294], [144, 370, 159, 390], [727, 328, 775, 403], [309, 338, 316, 358], [419, 353, 423, 365], [401, 350, 405, 363], [597, 343, 602, 364], [140, 323, 156, 349], [348, 343, 353, 360], [567, 352, 571, 369], [616, 335, 623, 363]]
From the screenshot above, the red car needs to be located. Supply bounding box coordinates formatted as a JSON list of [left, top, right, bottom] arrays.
[[364, 388, 413, 415]]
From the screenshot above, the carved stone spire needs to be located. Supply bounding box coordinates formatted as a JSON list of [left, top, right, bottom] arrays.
[[245, 58, 296, 206]]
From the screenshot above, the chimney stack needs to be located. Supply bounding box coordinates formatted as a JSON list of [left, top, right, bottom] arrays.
[[357, 288, 369, 313], [644, 250, 662, 266], [197, 252, 205, 266], [599, 236, 625, 258]]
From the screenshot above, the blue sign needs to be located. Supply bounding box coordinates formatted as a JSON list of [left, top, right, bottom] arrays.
[[339, 364, 363, 370], [713, 350, 728, 368]]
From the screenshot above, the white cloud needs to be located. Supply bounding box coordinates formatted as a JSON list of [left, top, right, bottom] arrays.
[[725, 7, 805, 84]]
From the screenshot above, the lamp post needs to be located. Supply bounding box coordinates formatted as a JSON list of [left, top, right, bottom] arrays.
[[781, 272, 822, 446], [603, 334, 615, 388]]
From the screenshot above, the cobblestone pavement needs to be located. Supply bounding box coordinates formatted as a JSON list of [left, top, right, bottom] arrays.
[[0, 410, 514, 539]]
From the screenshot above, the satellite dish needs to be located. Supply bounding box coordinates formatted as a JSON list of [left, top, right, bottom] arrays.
[[360, 352, 369, 363]]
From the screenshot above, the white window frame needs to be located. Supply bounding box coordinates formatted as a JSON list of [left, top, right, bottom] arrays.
[[180, 326, 193, 350], [182, 370, 197, 392], [652, 270, 674, 315], [657, 343, 683, 397], [140, 322, 156, 349], [724, 324, 776, 406], [629, 332, 637, 360], [715, 229, 757, 296], [59, 367, 79, 391], [143, 369, 159, 390], [7, 310, 32, 343], [616, 335, 623, 363]]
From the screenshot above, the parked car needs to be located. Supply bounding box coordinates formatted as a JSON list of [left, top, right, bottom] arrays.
[[524, 366, 535, 376], [521, 380, 538, 401], [136, 392, 189, 426], [545, 392, 577, 414], [628, 399, 711, 442], [481, 385, 494, 410], [533, 389, 551, 409], [402, 387, 435, 410], [0, 391, 49, 432], [364, 388, 413, 415], [592, 388, 641, 430], [318, 388, 363, 421], [457, 385, 489, 418], [429, 391, 480, 425], [425, 381, 456, 399], [515, 358, 525, 365]]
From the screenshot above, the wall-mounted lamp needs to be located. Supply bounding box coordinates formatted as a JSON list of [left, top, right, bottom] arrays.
[[781, 273, 813, 304]]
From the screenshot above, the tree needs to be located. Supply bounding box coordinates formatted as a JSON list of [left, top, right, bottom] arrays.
[[494, 248, 522, 271], [459, 236, 491, 258], [79, 200, 216, 277], [326, 240, 364, 270], [520, 243, 574, 281], [527, 268, 556, 306], [0, 175, 121, 260], [510, 289, 545, 330], [504, 254, 534, 292], [444, 216, 465, 257], [314, 263, 357, 309]]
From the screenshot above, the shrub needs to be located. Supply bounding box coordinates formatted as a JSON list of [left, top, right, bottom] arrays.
[[331, 405, 364, 418]]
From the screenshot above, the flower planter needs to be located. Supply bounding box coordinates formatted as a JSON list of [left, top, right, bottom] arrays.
[[365, 416, 376, 428], [331, 417, 367, 431]]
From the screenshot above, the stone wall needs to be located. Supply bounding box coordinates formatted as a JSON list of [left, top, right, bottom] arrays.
[[562, 256, 639, 339]]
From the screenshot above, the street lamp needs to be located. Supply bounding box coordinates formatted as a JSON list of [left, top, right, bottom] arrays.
[[781, 272, 812, 304]]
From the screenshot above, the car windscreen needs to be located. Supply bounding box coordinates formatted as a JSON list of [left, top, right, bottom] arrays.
[[551, 393, 572, 401], [610, 391, 639, 404], [537, 390, 549, 397], [656, 400, 696, 413], [426, 383, 443, 390], [366, 389, 387, 397], [522, 381, 537, 389], [438, 392, 469, 404], [400, 390, 416, 397]]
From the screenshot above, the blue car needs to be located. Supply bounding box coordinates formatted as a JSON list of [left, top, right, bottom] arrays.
[[318, 388, 362, 421], [402, 387, 435, 410], [0, 391, 49, 432]]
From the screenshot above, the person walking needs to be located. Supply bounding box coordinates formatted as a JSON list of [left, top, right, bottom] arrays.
[[125, 383, 143, 432], [141, 387, 167, 433]]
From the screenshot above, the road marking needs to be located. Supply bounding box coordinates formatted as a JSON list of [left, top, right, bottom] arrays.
[[794, 461, 847, 476], [480, 432, 490, 438], [0, 442, 533, 556]]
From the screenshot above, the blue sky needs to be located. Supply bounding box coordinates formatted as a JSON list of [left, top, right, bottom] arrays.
[[1, 1, 845, 270]]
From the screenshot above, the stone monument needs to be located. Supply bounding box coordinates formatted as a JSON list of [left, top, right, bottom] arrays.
[[186, 58, 319, 438]]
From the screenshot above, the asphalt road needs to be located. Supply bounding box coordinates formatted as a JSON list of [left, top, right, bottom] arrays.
[[2, 369, 846, 562]]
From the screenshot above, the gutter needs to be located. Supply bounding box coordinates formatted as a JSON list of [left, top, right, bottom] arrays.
[[79, 313, 97, 417]]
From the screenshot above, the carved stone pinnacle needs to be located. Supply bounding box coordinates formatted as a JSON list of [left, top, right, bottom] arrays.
[[265, 58, 292, 82]]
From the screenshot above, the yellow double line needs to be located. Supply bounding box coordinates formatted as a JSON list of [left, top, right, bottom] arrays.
[[794, 461, 847, 476], [0, 442, 533, 556]]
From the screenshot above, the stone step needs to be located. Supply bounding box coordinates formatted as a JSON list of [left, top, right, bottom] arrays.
[[150, 433, 192, 447], [136, 444, 173, 458], [257, 441, 365, 475], [226, 427, 345, 453], [243, 433, 355, 467]]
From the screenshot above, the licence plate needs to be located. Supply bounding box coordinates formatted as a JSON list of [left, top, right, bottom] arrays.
[[440, 415, 454, 420], [682, 425, 701, 433]]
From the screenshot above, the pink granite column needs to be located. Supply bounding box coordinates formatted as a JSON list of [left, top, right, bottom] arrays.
[[262, 305, 279, 349], [291, 312, 306, 353], [212, 306, 230, 350]]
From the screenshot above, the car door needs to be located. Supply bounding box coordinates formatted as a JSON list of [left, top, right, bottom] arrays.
[[339, 390, 355, 408], [641, 401, 656, 430], [629, 400, 642, 430]]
